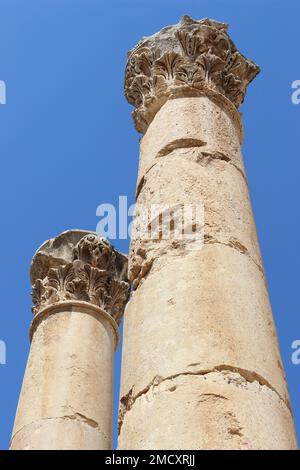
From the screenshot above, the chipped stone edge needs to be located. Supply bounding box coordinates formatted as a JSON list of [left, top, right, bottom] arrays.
[[136, 147, 248, 200], [29, 300, 120, 351], [118, 365, 294, 436], [10, 412, 110, 449]]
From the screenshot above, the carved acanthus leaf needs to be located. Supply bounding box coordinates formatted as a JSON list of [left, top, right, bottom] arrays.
[[154, 52, 183, 81], [73, 234, 116, 271], [31, 279, 47, 315], [124, 16, 260, 132], [31, 233, 129, 324], [106, 279, 130, 325], [47, 264, 75, 296]]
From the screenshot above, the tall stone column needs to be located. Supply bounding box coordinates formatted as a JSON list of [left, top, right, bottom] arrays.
[[118, 16, 297, 449], [10, 230, 129, 450]]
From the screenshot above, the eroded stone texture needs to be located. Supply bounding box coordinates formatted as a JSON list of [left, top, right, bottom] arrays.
[[125, 16, 259, 133], [121, 246, 289, 409], [11, 303, 114, 450], [130, 145, 262, 289], [138, 96, 244, 182], [31, 230, 129, 325], [119, 16, 297, 449], [119, 372, 297, 450], [129, 94, 259, 291], [11, 417, 109, 451], [11, 231, 129, 450]]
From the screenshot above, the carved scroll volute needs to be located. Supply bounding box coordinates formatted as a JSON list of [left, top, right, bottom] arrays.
[[124, 16, 260, 133], [31, 232, 130, 325]]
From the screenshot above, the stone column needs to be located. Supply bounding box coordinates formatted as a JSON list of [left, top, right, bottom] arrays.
[[118, 16, 297, 449], [10, 230, 129, 450]]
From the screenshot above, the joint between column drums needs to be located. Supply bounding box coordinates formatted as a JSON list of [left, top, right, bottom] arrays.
[[134, 87, 244, 144], [29, 300, 120, 351]]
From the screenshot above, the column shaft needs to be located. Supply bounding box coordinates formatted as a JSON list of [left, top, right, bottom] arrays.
[[11, 230, 129, 450], [118, 17, 297, 449], [11, 302, 117, 450]]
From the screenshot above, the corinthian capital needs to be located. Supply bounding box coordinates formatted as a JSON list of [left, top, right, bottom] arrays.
[[124, 16, 260, 133], [30, 231, 129, 325]]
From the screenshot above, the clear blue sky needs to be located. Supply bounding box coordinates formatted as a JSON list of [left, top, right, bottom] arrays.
[[0, 0, 299, 450]]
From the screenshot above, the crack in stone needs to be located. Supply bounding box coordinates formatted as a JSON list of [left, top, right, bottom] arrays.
[[10, 413, 109, 447], [131, 234, 265, 293], [157, 138, 207, 158], [136, 175, 146, 200], [135, 160, 160, 199], [136, 147, 248, 200], [118, 365, 292, 435], [196, 151, 248, 185], [197, 393, 229, 403], [64, 412, 99, 428]]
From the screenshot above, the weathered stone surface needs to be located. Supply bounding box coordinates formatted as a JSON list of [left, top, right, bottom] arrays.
[[11, 231, 130, 450], [130, 145, 262, 289], [11, 417, 109, 451], [11, 304, 114, 450], [31, 230, 129, 324], [119, 372, 297, 450], [125, 16, 259, 133], [120, 245, 289, 409], [119, 16, 297, 449], [138, 96, 244, 182], [129, 94, 257, 290]]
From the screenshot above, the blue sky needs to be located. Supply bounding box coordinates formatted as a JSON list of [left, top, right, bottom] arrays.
[[0, 0, 299, 449]]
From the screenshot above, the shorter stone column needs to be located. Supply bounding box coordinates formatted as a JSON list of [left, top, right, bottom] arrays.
[[10, 230, 129, 450]]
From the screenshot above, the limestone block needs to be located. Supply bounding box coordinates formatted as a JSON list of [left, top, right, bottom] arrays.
[[134, 147, 262, 275], [120, 14, 297, 451], [11, 303, 114, 450], [138, 97, 245, 181], [120, 245, 289, 407], [10, 417, 109, 451], [119, 372, 297, 450]]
